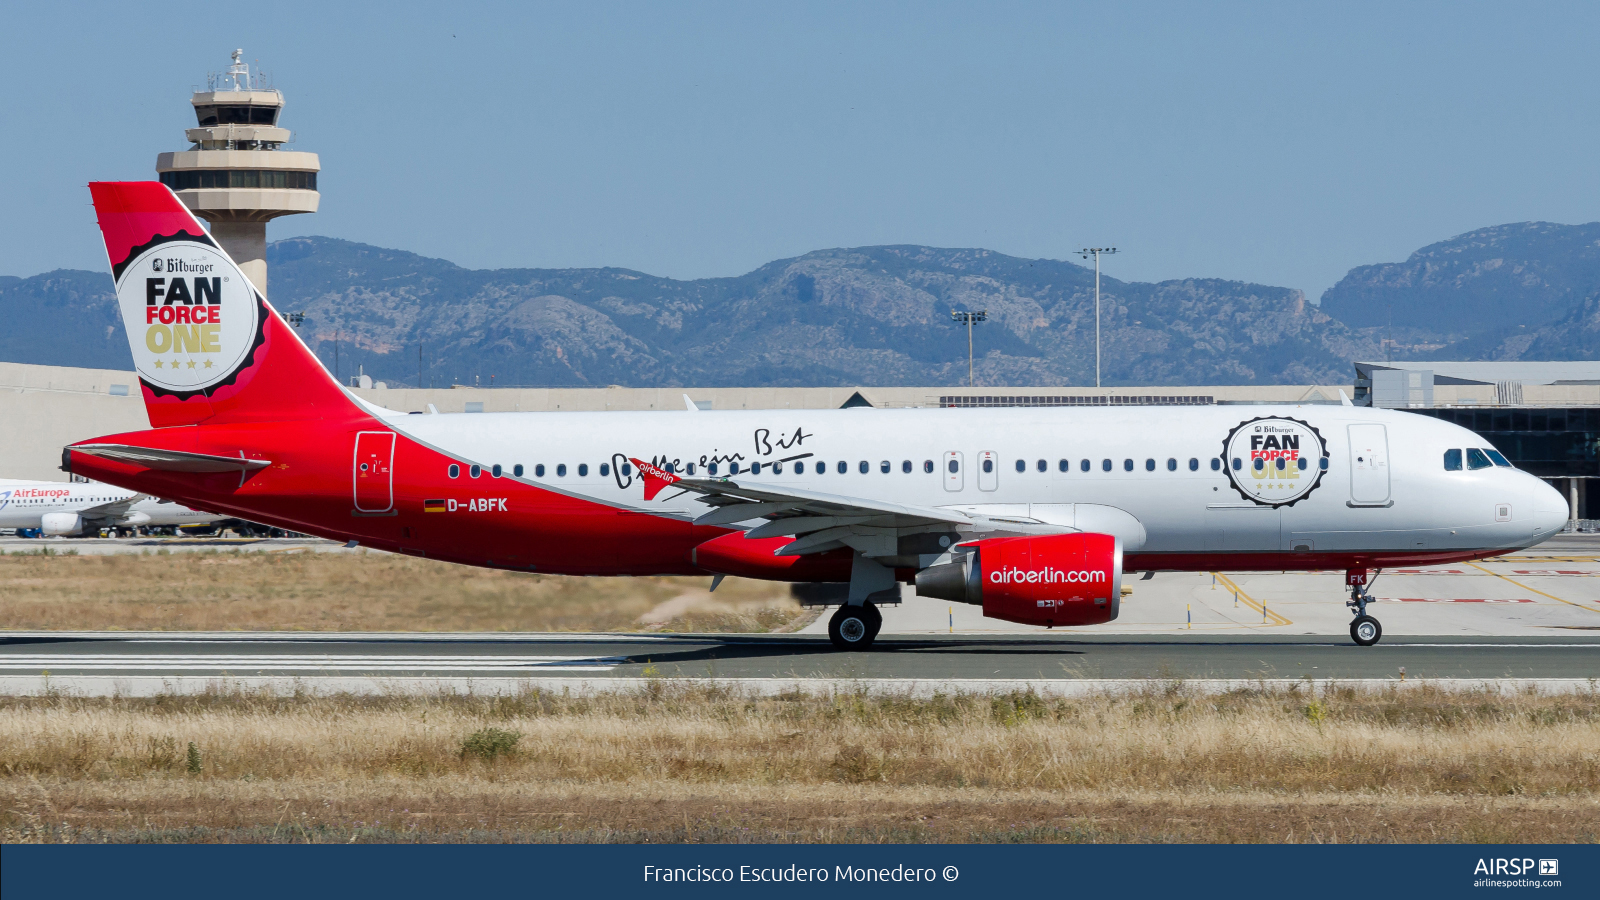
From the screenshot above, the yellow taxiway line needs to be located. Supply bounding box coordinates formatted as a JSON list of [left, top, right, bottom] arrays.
[[1211, 573, 1294, 627], [1467, 562, 1600, 614]]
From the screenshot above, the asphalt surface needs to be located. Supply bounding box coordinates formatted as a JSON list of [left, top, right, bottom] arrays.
[[2, 632, 1596, 681]]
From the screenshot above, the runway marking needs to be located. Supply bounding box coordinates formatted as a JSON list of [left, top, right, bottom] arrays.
[[1513, 570, 1600, 576], [1210, 573, 1293, 626], [1467, 563, 1600, 614], [1390, 569, 1467, 575], [1375, 597, 1534, 603], [0, 654, 625, 672]]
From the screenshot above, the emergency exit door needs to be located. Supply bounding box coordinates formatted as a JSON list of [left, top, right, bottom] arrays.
[[943, 451, 964, 492], [1347, 423, 1390, 506], [353, 431, 396, 512]]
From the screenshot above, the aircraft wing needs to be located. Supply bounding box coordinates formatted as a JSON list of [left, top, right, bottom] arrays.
[[629, 457, 978, 556], [72, 444, 271, 473], [77, 494, 147, 521]]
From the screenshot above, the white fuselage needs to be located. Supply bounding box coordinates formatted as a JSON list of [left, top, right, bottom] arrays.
[[377, 401, 1568, 562]]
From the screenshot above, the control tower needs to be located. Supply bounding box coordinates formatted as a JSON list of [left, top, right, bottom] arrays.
[[155, 50, 319, 297]]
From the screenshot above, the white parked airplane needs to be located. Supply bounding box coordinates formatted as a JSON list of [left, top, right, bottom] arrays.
[[66, 182, 1571, 649], [0, 479, 222, 536]]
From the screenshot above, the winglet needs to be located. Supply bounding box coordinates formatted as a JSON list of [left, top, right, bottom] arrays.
[[683, 394, 698, 411], [629, 457, 680, 501], [1338, 389, 1355, 407]]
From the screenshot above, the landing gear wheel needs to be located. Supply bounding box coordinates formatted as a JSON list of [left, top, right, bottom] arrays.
[[829, 603, 880, 650], [1350, 615, 1382, 647]]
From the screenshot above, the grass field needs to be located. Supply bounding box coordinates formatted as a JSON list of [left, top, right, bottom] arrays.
[[3, 683, 1597, 843], [0, 550, 815, 633]]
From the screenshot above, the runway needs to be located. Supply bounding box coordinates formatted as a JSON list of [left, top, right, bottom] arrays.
[[2, 631, 1596, 696]]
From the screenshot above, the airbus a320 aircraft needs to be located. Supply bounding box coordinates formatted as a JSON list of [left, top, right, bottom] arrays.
[[0, 478, 221, 536], [65, 183, 1568, 648]]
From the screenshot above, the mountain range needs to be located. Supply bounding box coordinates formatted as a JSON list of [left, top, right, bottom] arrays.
[[2, 221, 1595, 388]]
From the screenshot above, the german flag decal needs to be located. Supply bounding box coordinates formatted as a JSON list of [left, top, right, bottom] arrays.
[[424, 499, 447, 512]]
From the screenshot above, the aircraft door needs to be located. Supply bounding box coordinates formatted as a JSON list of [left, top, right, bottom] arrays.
[[1348, 424, 1391, 505], [353, 431, 396, 513], [943, 451, 964, 492], [977, 450, 999, 491]]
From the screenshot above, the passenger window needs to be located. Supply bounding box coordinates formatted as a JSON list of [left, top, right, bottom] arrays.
[[1123, 459, 1134, 472], [948, 459, 959, 473], [1297, 458, 1307, 470], [1252, 459, 1265, 472], [601, 463, 612, 477], [1059, 459, 1069, 473], [1036, 459, 1046, 472], [1486, 449, 1512, 467], [578, 463, 589, 477], [1188, 458, 1198, 471], [491, 464, 502, 478], [556, 464, 567, 477], [858, 460, 869, 474], [924, 460, 934, 473], [1081, 459, 1091, 472], [773, 461, 784, 474], [1232, 458, 1242, 471], [622, 463, 632, 476], [469, 465, 481, 478], [1014, 459, 1025, 473], [1166, 458, 1176, 471], [729, 462, 741, 475], [709, 462, 719, 476], [448, 464, 460, 478], [880, 460, 891, 474], [513, 464, 524, 477], [1443, 449, 1462, 471], [1319, 457, 1328, 471], [535, 464, 546, 477], [838, 461, 848, 474], [751, 462, 763, 475], [1211, 458, 1221, 471], [902, 460, 912, 473], [1466, 448, 1493, 470], [1101, 459, 1112, 472], [1145, 459, 1155, 472], [982, 458, 994, 473]]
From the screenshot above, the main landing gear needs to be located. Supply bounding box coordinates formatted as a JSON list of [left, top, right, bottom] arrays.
[[828, 602, 883, 651], [1346, 568, 1383, 647]]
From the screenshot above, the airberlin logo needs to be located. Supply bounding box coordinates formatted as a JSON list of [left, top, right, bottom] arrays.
[[115, 240, 259, 396], [990, 567, 1106, 585], [1221, 416, 1329, 508]]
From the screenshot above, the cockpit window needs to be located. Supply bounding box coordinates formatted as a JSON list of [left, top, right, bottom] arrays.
[[1466, 448, 1493, 470], [1443, 449, 1462, 471], [1485, 449, 1512, 468]]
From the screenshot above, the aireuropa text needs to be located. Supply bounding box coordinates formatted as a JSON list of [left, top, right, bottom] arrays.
[[642, 865, 943, 883]]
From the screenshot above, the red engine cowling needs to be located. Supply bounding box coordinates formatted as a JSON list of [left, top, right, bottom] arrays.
[[914, 532, 1123, 626]]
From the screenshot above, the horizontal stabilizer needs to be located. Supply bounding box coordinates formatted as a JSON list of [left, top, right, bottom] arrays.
[[72, 444, 271, 474]]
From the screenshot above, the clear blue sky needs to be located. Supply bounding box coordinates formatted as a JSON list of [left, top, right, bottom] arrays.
[[2, 2, 1596, 302]]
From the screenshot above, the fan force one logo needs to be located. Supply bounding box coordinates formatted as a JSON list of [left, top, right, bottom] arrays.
[[1221, 416, 1330, 508], [115, 241, 259, 394]]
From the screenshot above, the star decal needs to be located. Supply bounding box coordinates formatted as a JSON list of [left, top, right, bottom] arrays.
[[153, 360, 163, 368], [172, 358, 181, 367], [203, 360, 214, 369], [187, 359, 197, 368]]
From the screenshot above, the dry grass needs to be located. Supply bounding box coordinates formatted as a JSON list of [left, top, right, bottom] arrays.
[[0, 550, 815, 633], [2, 683, 1597, 843]]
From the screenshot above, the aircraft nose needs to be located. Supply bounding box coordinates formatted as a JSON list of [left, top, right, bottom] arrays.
[[1533, 478, 1570, 540]]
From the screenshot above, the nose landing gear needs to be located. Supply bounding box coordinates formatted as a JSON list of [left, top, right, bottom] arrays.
[[828, 602, 883, 650], [1345, 568, 1383, 646]]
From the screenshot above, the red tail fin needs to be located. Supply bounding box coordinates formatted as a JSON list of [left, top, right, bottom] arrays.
[[629, 457, 681, 501], [89, 182, 356, 427]]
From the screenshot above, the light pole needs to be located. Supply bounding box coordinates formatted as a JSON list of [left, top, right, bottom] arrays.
[[950, 309, 988, 387], [1079, 247, 1118, 387]]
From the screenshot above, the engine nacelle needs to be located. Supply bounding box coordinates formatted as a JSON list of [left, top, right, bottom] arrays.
[[116, 511, 152, 527], [915, 532, 1123, 626], [40, 513, 86, 536]]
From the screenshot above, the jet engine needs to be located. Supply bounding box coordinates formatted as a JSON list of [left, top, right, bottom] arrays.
[[914, 532, 1123, 626], [40, 513, 86, 536]]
